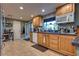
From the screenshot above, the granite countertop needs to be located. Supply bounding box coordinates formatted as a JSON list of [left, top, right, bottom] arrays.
[[30, 31, 77, 36]]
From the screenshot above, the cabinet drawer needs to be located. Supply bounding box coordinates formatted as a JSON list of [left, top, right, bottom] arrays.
[[49, 35, 58, 40], [50, 44, 59, 50], [50, 39, 59, 44]]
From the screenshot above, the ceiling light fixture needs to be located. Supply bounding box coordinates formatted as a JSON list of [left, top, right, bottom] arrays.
[[31, 14, 34, 18], [20, 17, 23, 19], [19, 6, 24, 10], [42, 9, 45, 12]]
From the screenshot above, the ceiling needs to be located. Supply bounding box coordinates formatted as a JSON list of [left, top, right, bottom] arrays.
[[1, 3, 64, 21]]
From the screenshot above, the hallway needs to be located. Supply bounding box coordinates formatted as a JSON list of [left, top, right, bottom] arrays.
[[1, 40, 62, 56]]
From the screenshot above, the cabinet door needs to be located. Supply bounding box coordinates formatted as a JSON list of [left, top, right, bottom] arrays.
[[37, 33, 43, 45], [30, 32, 32, 42], [66, 4, 74, 13], [42, 35, 46, 46], [49, 35, 59, 50], [42, 34, 49, 48], [56, 4, 75, 16], [66, 36, 76, 54], [59, 35, 68, 52], [60, 35, 76, 55], [37, 33, 48, 48], [45, 34, 49, 48]]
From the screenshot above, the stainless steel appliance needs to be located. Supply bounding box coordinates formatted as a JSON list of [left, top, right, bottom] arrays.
[[56, 12, 74, 23]]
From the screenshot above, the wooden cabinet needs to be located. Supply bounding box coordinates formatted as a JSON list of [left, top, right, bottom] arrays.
[[32, 16, 43, 27], [45, 34, 49, 48], [59, 35, 76, 55], [49, 34, 59, 50], [37, 32, 76, 55], [56, 4, 75, 16], [42, 34, 49, 47], [37, 33, 49, 48], [30, 32, 33, 42], [37, 33, 43, 45]]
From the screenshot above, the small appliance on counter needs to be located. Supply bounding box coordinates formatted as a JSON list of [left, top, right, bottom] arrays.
[[58, 24, 77, 35]]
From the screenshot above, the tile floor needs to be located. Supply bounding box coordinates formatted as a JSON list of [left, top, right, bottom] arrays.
[[1, 39, 62, 56]]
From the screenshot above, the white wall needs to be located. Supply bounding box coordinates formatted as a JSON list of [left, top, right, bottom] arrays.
[[13, 21, 21, 40]]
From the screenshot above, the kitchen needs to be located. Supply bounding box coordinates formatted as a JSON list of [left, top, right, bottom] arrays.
[[30, 3, 79, 56], [0, 3, 79, 56]]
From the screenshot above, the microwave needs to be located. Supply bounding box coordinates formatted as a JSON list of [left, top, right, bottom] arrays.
[[56, 12, 74, 23]]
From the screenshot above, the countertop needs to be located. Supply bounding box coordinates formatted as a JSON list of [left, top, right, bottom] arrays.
[[30, 31, 77, 36]]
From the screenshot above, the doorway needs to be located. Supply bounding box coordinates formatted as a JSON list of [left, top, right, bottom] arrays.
[[24, 22, 31, 41]]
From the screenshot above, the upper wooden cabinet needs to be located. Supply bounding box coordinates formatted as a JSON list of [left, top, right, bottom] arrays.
[[56, 4, 75, 16], [32, 15, 43, 27]]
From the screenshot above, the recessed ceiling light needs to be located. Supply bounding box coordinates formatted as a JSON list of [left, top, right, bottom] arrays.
[[2, 9, 4, 13], [20, 17, 23, 19], [19, 6, 24, 10], [31, 14, 34, 17], [42, 9, 45, 12]]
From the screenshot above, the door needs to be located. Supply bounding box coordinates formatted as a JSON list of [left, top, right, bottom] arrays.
[[25, 22, 31, 39], [13, 21, 21, 40]]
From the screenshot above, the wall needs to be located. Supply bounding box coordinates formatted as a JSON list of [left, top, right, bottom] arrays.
[[44, 14, 55, 19], [77, 27, 79, 36], [13, 20, 21, 40], [0, 10, 3, 55]]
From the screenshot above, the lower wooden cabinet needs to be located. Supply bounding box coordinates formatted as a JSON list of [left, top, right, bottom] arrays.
[[45, 34, 49, 48], [49, 34, 59, 50], [59, 35, 76, 55], [37, 33, 76, 56], [37, 33, 49, 48], [30, 32, 33, 42], [37, 33, 43, 45]]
